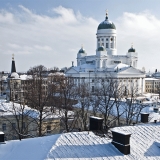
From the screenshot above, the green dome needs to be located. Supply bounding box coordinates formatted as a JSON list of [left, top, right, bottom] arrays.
[[98, 21, 116, 30], [98, 46, 106, 51], [78, 47, 85, 54], [128, 47, 135, 52], [98, 15, 116, 30]]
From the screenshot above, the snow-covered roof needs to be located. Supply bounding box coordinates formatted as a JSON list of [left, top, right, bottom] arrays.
[[0, 123, 160, 159], [10, 72, 19, 79], [20, 74, 32, 80], [48, 72, 64, 76], [0, 101, 69, 120], [0, 101, 39, 118], [145, 78, 159, 81], [1, 76, 7, 81]]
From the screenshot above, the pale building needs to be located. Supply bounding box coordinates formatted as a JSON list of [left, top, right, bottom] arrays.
[[65, 12, 145, 94], [145, 78, 160, 93]]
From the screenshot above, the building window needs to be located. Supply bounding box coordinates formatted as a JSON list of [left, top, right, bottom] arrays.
[[101, 38, 104, 41], [106, 38, 108, 41], [12, 123, 16, 130], [98, 39, 100, 41], [106, 43, 108, 48], [47, 125, 51, 134], [22, 122, 26, 129], [102, 43, 104, 46], [2, 123, 6, 131], [92, 79, 94, 83], [92, 86, 94, 92]]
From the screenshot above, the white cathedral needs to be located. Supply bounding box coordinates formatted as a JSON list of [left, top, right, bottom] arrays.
[[65, 12, 145, 94]]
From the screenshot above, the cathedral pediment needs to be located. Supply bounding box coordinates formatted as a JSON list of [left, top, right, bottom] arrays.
[[118, 67, 144, 75], [65, 67, 79, 74]]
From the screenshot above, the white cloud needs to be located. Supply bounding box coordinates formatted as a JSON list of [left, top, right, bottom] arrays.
[[115, 11, 160, 72], [0, 6, 160, 72], [0, 5, 98, 71]]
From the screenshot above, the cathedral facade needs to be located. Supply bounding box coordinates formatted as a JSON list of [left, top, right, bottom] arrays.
[[65, 12, 145, 94]]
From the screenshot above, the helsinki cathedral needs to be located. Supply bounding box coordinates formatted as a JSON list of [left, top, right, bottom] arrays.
[[65, 12, 145, 94]]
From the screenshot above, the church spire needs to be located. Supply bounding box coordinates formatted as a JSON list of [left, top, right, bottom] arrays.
[[11, 54, 16, 73]]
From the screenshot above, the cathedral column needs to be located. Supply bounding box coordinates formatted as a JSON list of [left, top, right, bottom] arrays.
[[108, 36, 111, 49]]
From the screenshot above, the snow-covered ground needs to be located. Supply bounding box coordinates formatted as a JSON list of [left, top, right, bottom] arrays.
[[0, 122, 160, 160]]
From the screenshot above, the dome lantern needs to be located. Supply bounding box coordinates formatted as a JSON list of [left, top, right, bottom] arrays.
[[128, 44, 136, 52], [78, 45, 85, 54]]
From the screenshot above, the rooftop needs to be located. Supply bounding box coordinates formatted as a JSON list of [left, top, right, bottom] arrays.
[[0, 122, 160, 160]]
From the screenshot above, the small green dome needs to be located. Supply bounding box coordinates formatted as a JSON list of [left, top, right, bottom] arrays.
[[78, 47, 85, 54], [128, 47, 135, 52], [98, 46, 106, 51]]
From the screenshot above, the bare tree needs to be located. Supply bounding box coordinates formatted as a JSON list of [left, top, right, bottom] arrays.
[[57, 76, 78, 132], [94, 77, 118, 127], [76, 81, 90, 131], [0, 101, 37, 140], [24, 65, 56, 136], [123, 84, 147, 125]]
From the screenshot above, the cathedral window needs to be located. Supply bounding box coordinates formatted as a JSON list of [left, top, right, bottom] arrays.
[[2, 123, 6, 131], [111, 43, 113, 48], [103, 60, 106, 68]]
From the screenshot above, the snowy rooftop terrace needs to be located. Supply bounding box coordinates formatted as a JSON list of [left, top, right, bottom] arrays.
[[0, 122, 160, 160]]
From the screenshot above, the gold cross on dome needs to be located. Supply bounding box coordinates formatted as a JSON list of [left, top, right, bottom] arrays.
[[131, 43, 133, 48], [81, 44, 83, 49], [12, 54, 14, 60], [106, 9, 108, 16]]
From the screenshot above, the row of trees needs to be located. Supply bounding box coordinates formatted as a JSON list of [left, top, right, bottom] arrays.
[[3, 65, 148, 140]]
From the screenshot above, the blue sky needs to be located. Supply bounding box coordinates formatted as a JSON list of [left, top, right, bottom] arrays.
[[1, 0, 160, 72]]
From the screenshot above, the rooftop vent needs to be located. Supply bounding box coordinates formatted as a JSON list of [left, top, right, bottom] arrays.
[[89, 116, 103, 131], [112, 130, 131, 155], [0, 132, 4, 142], [153, 107, 159, 113], [141, 113, 149, 123]]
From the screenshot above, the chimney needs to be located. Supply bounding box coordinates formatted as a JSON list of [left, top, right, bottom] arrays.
[[112, 130, 131, 155], [0, 132, 5, 142], [153, 107, 158, 113], [89, 116, 103, 131], [141, 113, 149, 123]]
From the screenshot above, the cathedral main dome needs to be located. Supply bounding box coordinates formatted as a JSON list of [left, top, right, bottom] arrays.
[[97, 12, 116, 30]]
